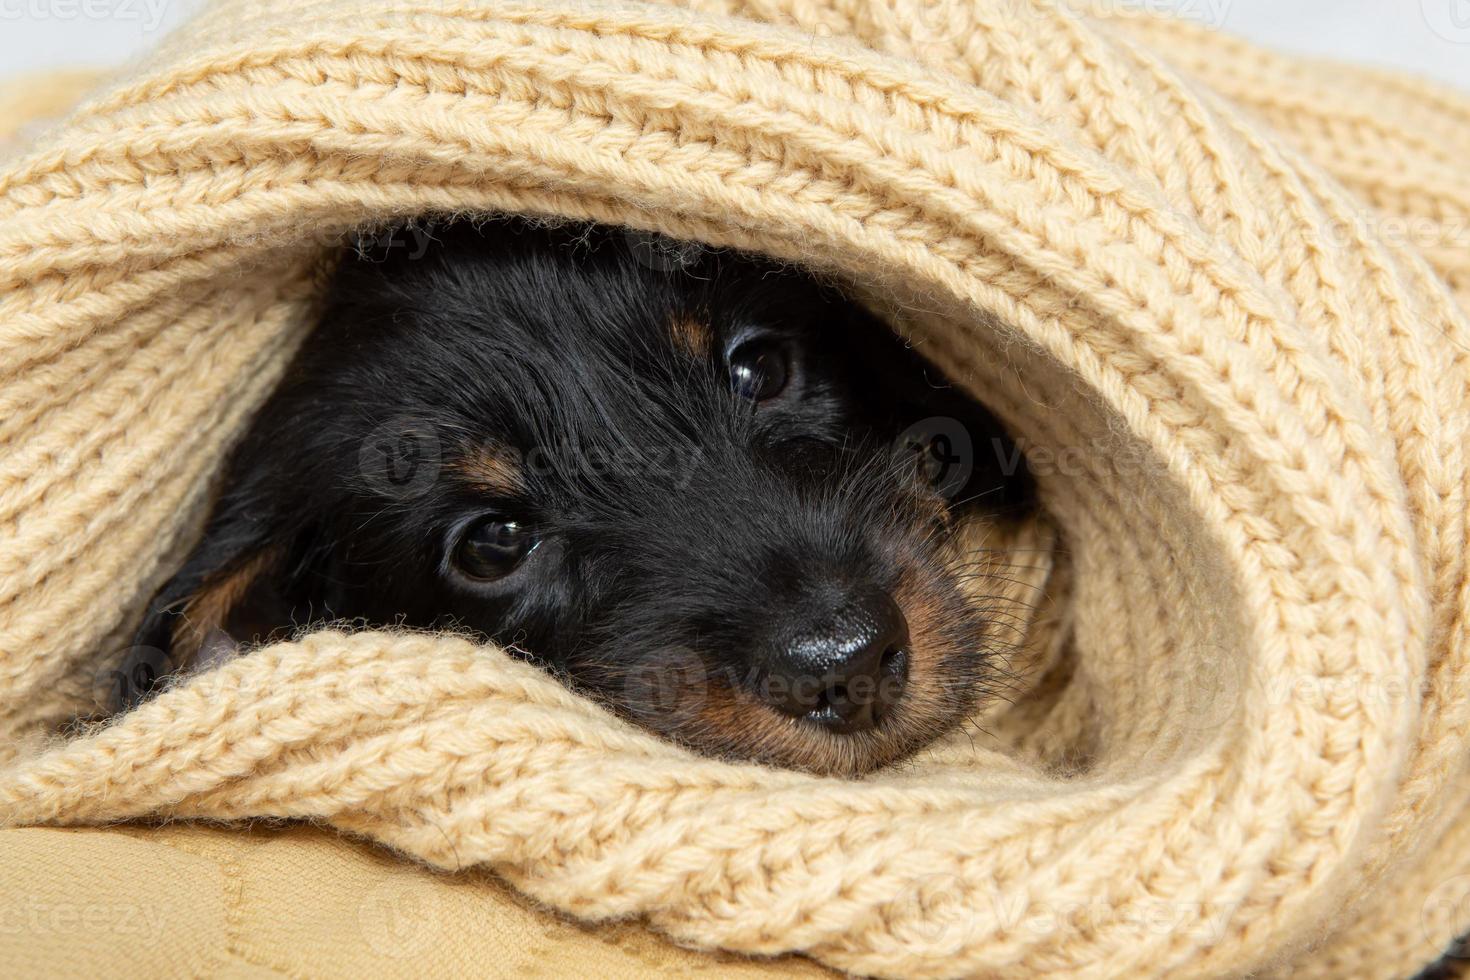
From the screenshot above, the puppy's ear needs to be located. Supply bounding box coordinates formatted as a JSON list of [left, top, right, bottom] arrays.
[[124, 500, 305, 712]]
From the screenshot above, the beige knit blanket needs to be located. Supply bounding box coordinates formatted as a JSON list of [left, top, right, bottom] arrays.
[[3, 1, 1470, 976]]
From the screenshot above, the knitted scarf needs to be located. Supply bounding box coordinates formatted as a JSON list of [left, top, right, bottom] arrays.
[[3, 1, 1469, 976]]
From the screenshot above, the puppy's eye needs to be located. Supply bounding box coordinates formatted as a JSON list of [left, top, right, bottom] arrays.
[[454, 516, 539, 580], [729, 340, 791, 402]]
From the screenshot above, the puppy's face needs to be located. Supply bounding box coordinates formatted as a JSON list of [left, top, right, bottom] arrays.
[[132, 220, 1036, 775]]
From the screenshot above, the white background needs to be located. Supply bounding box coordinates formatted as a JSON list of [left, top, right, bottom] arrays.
[[0, 1, 1467, 90]]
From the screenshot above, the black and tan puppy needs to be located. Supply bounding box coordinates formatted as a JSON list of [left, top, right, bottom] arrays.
[[125, 217, 1037, 775]]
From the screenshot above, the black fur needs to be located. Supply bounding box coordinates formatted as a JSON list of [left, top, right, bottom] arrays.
[[125, 217, 1035, 774]]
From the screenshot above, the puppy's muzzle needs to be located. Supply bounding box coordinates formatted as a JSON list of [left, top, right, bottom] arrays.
[[755, 588, 910, 733]]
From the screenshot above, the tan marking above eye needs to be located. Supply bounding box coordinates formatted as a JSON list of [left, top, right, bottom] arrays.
[[456, 446, 525, 496], [669, 315, 714, 358]]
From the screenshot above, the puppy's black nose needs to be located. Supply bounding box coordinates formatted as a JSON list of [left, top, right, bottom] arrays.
[[760, 590, 909, 733]]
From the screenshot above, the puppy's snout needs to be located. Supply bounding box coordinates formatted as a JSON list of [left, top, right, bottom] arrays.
[[760, 590, 909, 733]]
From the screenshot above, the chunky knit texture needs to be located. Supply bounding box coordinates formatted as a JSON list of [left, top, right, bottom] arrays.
[[3, 1, 1470, 976]]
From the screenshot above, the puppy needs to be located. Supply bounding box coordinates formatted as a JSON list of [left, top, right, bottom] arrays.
[[124, 217, 1037, 775]]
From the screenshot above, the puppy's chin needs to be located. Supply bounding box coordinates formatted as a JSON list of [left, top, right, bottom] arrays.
[[592, 518, 1046, 777]]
